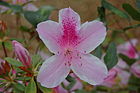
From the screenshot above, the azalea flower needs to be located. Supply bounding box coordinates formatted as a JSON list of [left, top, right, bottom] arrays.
[[115, 39, 138, 86], [117, 39, 138, 59], [2, 0, 30, 5], [101, 39, 138, 87], [0, 0, 38, 13], [23, 3, 38, 11], [12, 40, 31, 68], [115, 60, 131, 86], [38, 51, 83, 92], [36, 8, 108, 88], [0, 6, 9, 13], [101, 68, 118, 87], [131, 61, 140, 78], [12, 0, 28, 4], [37, 51, 51, 60]]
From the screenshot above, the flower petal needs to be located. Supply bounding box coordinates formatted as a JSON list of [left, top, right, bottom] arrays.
[[53, 86, 68, 93], [37, 55, 70, 88], [71, 54, 108, 85], [76, 21, 106, 53], [58, 8, 81, 47], [59, 8, 80, 30], [36, 20, 62, 54], [104, 68, 118, 81], [118, 70, 130, 85], [117, 39, 138, 58], [131, 61, 140, 78]]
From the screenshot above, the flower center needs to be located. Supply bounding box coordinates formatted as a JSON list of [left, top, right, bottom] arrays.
[[64, 49, 72, 56], [63, 48, 83, 67], [63, 48, 73, 66]]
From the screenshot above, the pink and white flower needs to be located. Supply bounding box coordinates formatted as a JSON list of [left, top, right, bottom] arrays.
[[101, 39, 138, 87], [0, 0, 37, 13], [131, 61, 140, 78], [117, 39, 138, 59], [115, 60, 131, 86], [36, 8, 108, 88], [101, 68, 118, 87], [3, 0, 31, 5], [23, 3, 38, 11], [116, 39, 138, 86]]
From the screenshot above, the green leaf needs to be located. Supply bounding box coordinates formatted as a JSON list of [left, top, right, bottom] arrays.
[[75, 89, 87, 93], [37, 83, 52, 93], [20, 26, 32, 32], [118, 53, 137, 66], [128, 75, 140, 91], [0, 1, 23, 13], [13, 83, 25, 92], [25, 78, 37, 93], [136, 0, 140, 10], [32, 54, 42, 70], [93, 46, 102, 59], [4, 41, 13, 50], [24, 6, 55, 27], [123, 24, 140, 31], [65, 75, 76, 90], [10, 38, 25, 43], [96, 86, 108, 92], [0, 1, 10, 7], [102, 0, 129, 18], [97, 6, 106, 23], [123, 3, 140, 21], [15, 77, 31, 81], [104, 42, 118, 70], [5, 57, 23, 67], [10, 5, 23, 13]]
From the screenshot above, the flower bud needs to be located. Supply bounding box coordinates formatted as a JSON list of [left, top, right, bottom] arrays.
[[0, 59, 10, 75], [12, 40, 31, 68], [0, 20, 7, 33]]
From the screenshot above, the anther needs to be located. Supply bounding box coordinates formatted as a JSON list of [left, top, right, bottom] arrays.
[[77, 53, 79, 56]]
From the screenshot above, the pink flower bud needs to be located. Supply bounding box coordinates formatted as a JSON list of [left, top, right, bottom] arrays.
[[12, 40, 31, 68], [0, 59, 10, 75]]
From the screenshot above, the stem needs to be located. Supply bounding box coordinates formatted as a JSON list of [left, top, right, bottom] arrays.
[[16, 14, 20, 35], [2, 42, 7, 57]]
